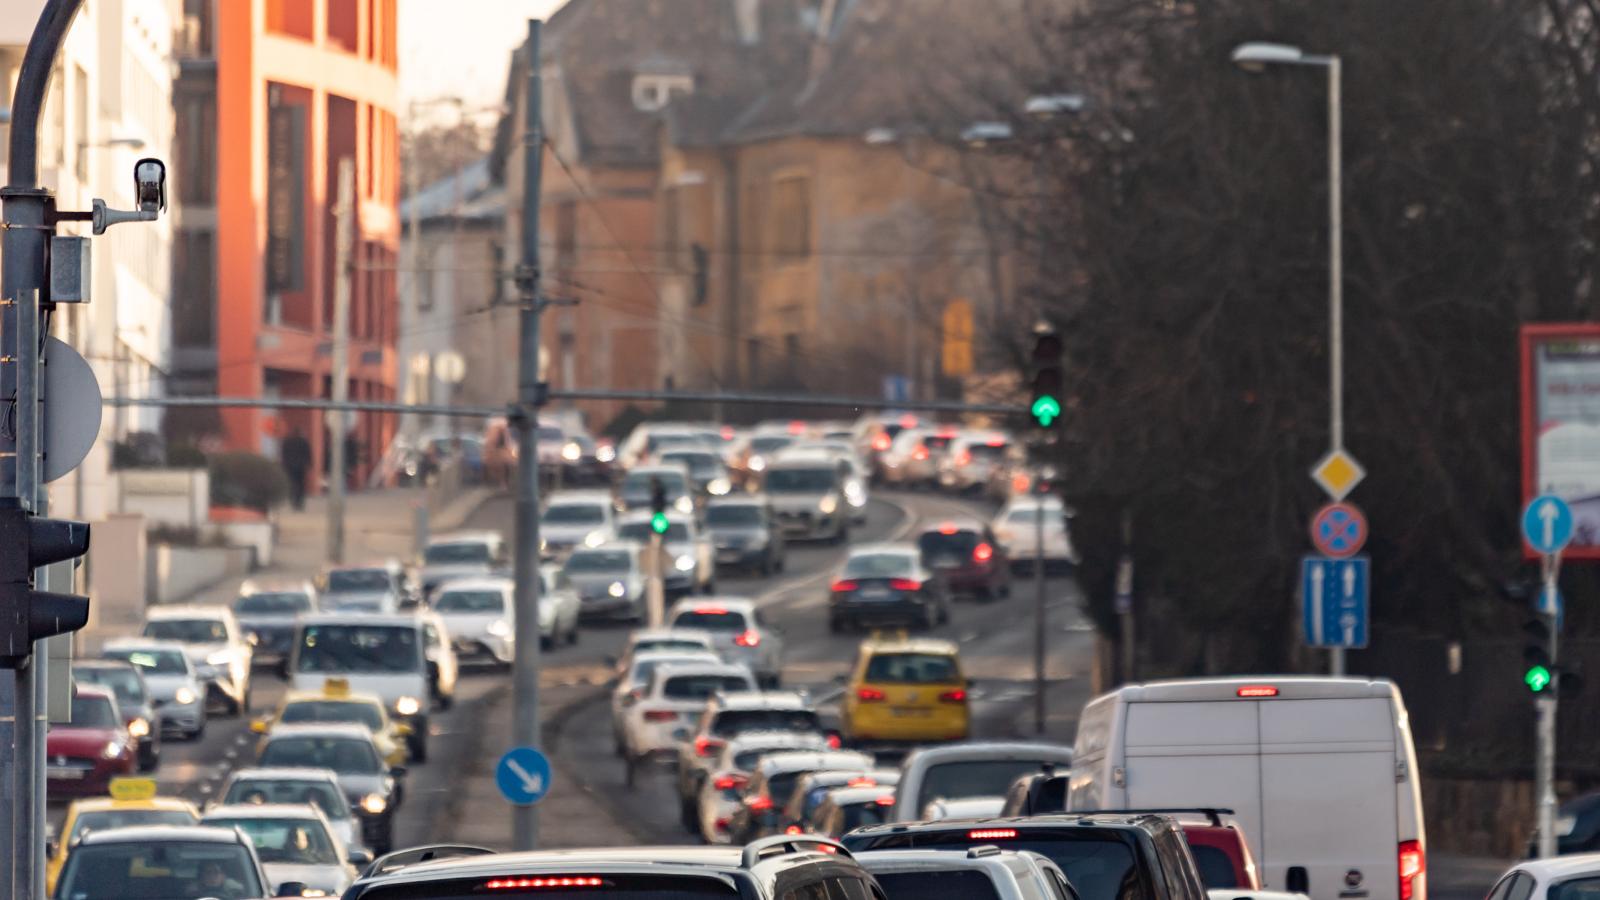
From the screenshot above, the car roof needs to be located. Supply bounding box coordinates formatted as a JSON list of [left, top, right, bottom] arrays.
[[100, 639, 191, 654], [652, 661, 753, 677], [72, 684, 115, 702], [1508, 853, 1600, 881], [263, 722, 377, 741], [918, 518, 988, 533], [68, 796, 198, 814], [77, 824, 249, 846], [630, 650, 720, 667], [295, 612, 419, 627], [726, 732, 830, 753], [714, 691, 811, 710], [675, 597, 757, 614], [1107, 676, 1400, 702], [849, 811, 1169, 839], [239, 578, 316, 595], [628, 464, 688, 475], [758, 751, 876, 777], [708, 495, 766, 507], [766, 456, 839, 470], [328, 560, 403, 572], [144, 605, 232, 620], [203, 803, 327, 822], [572, 540, 644, 555], [825, 786, 899, 807], [357, 846, 764, 887], [860, 636, 960, 655], [72, 658, 139, 671], [427, 531, 501, 545], [903, 742, 1073, 766], [846, 543, 919, 557], [546, 491, 613, 504], [433, 577, 513, 594], [283, 689, 386, 706], [627, 628, 714, 645], [226, 767, 343, 783], [854, 848, 1033, 875]]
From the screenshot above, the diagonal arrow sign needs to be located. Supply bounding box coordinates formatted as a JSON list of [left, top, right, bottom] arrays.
[[507, 758, 544, 795]]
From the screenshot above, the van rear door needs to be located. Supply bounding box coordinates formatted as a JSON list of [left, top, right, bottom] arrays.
[[1122, 700, 1265, 863], [1257, 698, 1398, 900]]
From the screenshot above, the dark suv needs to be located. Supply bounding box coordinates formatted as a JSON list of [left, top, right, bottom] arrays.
[[842, 813, 1208, 900], [914, 519, 1011, 600], [342, 836, 888, 900]]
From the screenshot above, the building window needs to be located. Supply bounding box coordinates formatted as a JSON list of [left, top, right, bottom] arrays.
[[770, 175, 811, 260], [555, 202, 576, 267], [630, 74, 693, 112], [176, 90, 217, 205], [173, 230, 216, 349]]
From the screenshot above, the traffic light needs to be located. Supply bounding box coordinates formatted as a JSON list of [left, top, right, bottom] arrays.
[[649, 477, 669, 535], [1524, 618, 1552, 693], [1029, 326, 1063, 429], [0, 502, 91, 668]]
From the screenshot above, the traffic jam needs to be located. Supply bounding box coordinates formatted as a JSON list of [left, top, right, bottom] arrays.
[[51, 415, 1431, 900]]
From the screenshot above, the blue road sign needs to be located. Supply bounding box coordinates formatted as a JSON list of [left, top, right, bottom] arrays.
[[1522, 495, 1574, 555], [882, 375, 911, 403], [495, 746, 552, 806], [1301, 556, 1369, 649]]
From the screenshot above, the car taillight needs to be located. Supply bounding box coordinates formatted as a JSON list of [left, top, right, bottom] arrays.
[[938, 522, 959, 535], [695, 736, 724, 758], [734, 629, 761, 648], [969, 829, 1017, 839], [832, 580, 859, 592], [643, 710, 677, 722], [939, 689, 967, 703], [872, 434, 891, 451], [713, 774, 747, 791], [786, 825, 803, 835], [1399, 840, 1425, 900], [486, 877, 604, 889], [955, 451, 972, 466], [847, 776, 877, 787], [973, 542, 994, 563], [912, 446, 929, 461], [1236, 685, 1279, 698], [825, 733, 842, 749], [788, 420, 806, 434], [889, 578, 922, 591], [747, 796, 774, 812], [694, 606, 728, 615], [874, 795, 896, 806], [857, 687, 886, 702]]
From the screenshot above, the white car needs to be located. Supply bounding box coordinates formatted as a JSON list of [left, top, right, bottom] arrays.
[[610, 649, 721, 754], [216, 766, 367, 854], [939, 431, 1017, 493], [992, 498, 1078, 571], [856, 848, 1076, 900], [615, 512, 716, 597], [139, 605, 253, 715], [697, 731, 829, 844], [620, 661, 756, 764], [540, 490, 616, 559], [921, 796, 1008, 821], [417, 531, 506, 598], [666, 599, 785, 688], [879, 426, 959, 488], [781, 444, 870, 524], [432, 577, 516, 666], [1482, 857, 1600, 900], [539, 563, 582, 647], [200, 803, 367, 896], [610, 627, 717, 680], [100, 639, 207, 740]]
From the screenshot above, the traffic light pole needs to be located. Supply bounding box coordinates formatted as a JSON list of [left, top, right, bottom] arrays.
[[1536, 557, 1560, 859]]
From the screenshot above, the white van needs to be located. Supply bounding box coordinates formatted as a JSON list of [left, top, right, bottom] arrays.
[[1069, 677, 1425, 900]]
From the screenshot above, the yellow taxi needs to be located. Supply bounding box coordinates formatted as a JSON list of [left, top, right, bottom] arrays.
[[841, 634, 970, 744], [251, 678, 412, 766], [46, 778, 200, 894]]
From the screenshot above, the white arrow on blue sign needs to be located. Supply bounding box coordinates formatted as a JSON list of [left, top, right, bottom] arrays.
[[1522, 495, 1574, 556], [495, 746, 552, 806], [1301, 556, 1369, 649]]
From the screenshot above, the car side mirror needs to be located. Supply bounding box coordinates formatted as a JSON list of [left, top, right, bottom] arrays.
[[390, 766, 408, 779], [275, 883, 309, 897], [348, 848, 375, 866], [1286, 867, 1310, 894]]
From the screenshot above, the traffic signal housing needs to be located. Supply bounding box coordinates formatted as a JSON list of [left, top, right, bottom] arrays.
[[1029, 326, 1064, 429], [1523, 617, 1583, 698], [0, 503, 91, 668], [649, 477, 670, 535]]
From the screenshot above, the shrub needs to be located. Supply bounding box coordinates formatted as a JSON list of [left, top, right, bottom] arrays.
[[209, 451, 289, 514], [166, 443, 208, 468]]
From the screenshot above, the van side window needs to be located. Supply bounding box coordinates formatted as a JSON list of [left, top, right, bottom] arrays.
[[1486, 874, 1518, 900], [1505, 874, 1536, 900], [829, 876, 873, 900], [779, 879, 832, 900]]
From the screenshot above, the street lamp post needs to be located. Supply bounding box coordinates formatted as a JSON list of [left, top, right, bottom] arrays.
[[1232, 42, 1346, 676]]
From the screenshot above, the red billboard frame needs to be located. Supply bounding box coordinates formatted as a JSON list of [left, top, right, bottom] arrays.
[[1521, 322, 1600, 559]]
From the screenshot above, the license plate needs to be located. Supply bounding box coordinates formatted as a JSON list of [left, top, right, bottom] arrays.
[[935, 556, 960, 567], [717, 549, 741, 562], [48, 767, 83, 780], [861, 587, 889, 599], [890, 707, 931, 717]]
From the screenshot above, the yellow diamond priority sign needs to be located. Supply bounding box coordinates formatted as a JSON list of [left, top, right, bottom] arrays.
[[1312, 449, 1365, 501]]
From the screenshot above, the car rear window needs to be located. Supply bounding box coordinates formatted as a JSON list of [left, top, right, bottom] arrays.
[[925, 434, 956, 451], [917, 759, 1062, 810], [672, 610, 749, 632], [1550, 878, 1600, 900], [872, 869, 1001, 900], [712, 709, 821, 737], [1189, 845, 1239, 889], [918, 531, 981, 557], [864, 653, 960, 684], [840, 800, 891, 832], [966, 443, 1009, 460], [353, 874, 741, 900], [846, 831, 1140, 900], [663, 675, 751, 699]]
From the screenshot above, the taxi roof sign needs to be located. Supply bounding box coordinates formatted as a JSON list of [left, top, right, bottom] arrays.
[[323, 677, 351, 696], [108, 777, 158, 802]]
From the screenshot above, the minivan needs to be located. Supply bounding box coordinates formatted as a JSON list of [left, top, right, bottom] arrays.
[[1068, 676, 1426, 900]]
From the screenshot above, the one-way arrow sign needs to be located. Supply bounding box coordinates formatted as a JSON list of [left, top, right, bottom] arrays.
[[495, 746, 553, 806]]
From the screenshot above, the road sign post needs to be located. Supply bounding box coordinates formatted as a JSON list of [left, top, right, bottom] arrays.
[[1522, 494, 1572, 859]]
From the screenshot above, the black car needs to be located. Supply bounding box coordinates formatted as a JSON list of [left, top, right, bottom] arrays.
[[1533, 790, 1600, 856], [915, 519, 1011, 600], [72, 659, 161, 771], [829, 544, 950, 632], [705, 497, 787, 576]]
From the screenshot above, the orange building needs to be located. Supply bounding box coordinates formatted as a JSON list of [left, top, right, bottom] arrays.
[[174, 0, 400, 487]]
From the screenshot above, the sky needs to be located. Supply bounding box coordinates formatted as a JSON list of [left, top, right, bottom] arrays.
[[399, 0, 570, 115]]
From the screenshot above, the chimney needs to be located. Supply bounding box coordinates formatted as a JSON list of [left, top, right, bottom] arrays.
[[734, 0, 760, 44]]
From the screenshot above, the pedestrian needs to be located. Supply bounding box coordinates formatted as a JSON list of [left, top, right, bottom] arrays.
[[280, 428, 311, 510]]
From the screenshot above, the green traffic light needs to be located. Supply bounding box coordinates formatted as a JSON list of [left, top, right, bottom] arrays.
[[1031, 395, 1062, 427], [1526, 665, 1552, 693], [650, 512, 670, 535]]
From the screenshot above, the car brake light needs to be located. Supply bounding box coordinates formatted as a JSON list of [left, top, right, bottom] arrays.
[[1236, 685, 1279, 698], [857, 687, 886, 702], [889, 578, 922, 591], [872, 434, 892, 451], [486, 877, 604, 889], [847, 776, 877, 787], [973, 542, 994, 563], [786, 825, 803, 835], [694, 606, 728, 615], [911, 446, 929, 461], [643, 710, 677, 722], [955, 451, 972, 466], [714, 818, 730, 831], [747, 796, 774, 812], [939, 689, 967, 703], [938, 522, 959, 535], [825, 733, 842, 749], [1011, 473, 1031, 494], [986, 438, 1006, 447], [721, 426, 735, 440], [832, 580, 859, 592], [875, 795, 896, 806], [899, 414, 918, 428], [1399, 841, 1425, 900], [969, 829, 1017, 839], [695, 736, 724, 758], [734, 630, 761, 648], [788, 420, 806, 434], [713, 774, 747, 791]]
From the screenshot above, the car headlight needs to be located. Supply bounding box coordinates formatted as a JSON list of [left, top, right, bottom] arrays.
[[540, 538, 549, 551], [395, 696, 422, 717], [101, 740, 125, 760], [818, 495, 838, 515], [206, 650, 233, 667], [608, 581, 627, 598], [174, 687, 197, 706], [561, 441, 582, 461], [707, 477, 731, 496], [584, 530, 607, 548], [845, 482, 866, 506], [675, 496, 694, 514], [127, 718, 150, 739], [361, 793, 388, 815], [749, 456, 766, 472], [487, 619, 512, 638], [596, 445, 616, 463], [675, 554, 696, 572]]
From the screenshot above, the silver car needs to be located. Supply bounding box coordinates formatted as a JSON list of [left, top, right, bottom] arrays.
[[201, 803, 369, 896], [320, 561, 412, 613], [562, 541, 648, 621], [666, 598, 784, 688], [232, 578, 318, 663], [540, 490, 616, 559], [255, 723, 405, 854], [615, 512, 715, 597], [417, 531, 506, 598], [216, 766, 366, 853], [100, 640, 207, 740], [762, 456, 850, 543], [138, 606, 253, 716]]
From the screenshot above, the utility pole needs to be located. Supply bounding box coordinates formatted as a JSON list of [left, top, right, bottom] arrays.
[[327, 157, 355, 564], [1536, 555, 1561, 859], [404, 130, 423, 444], [1116, 511, 1136, 684], [511, 18, 546, 852], [1032, 475, 1046, 735]]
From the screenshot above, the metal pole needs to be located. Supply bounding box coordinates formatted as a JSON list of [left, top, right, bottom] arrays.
[[404, 133, 422, 443], [511, 18, 545, 852], [327, 158, 355, 565], [413, 503, 430, 560], [648, 533, 665, 628], [14, 291, 40, 900], [1537, 560, 1560, 858], [1032, 485, 1046, 735], [1326, 56, 1345, 679], [1117, 510, 1135, 685]]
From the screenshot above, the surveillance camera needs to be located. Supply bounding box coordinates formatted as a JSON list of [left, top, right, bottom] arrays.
[[133, 158, 167, 213]]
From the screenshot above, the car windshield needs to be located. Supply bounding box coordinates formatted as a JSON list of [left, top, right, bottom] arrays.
[[327, 569, 391, 591], [670, 609, 748, 632], [142, 619, 227, 644], [864, 653, 961, 683], [663, 674, 751, 699], [59, 841, 265, 900], [632, 638, 708, 656], [73, 667, 145, 708], [353, 874, 742, 900], [538, 426, 564, 443], [1551, 878, 1600, 900], [424, 543, 492, 564], [918, 530, 982, 558], [706, 505, 764, 527], [871, 870, 1001, 900], [295, 624, 420, 674], [765, 468, 836, 492], [623, 471, 686, 493], [618, 521, 690, 542], [224, 780, 351, 819], [711, 709, 821, 737], [260, 736, 381, 774], [234, 592, 312, 615], [750, 436, 793, 453], [280, 699, 385, 731], [854, 831, 1137, 900], [661, 451, 719, 475], [964, 442, 1009, 460], [544, 504, 606, 525], [843, 553, 916, 578], [434, 589, 506, 613], [564, 550, 632, 574], [205, 817, 338, 866], [917, 759, 1064, 811], [1005, 507, 1060, 525], [838, 799, 893, 832], [106, 648, 188, 676], [70, 809, 198, 845], [70, 693, 119, 729]]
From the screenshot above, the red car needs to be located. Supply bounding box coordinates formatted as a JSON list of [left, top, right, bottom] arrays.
[[47, 685, 136, 798], [915, 519, 1011, 599]]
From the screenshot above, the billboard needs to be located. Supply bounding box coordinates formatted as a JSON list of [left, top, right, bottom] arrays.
[[1522, 324, 1600, 558]]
